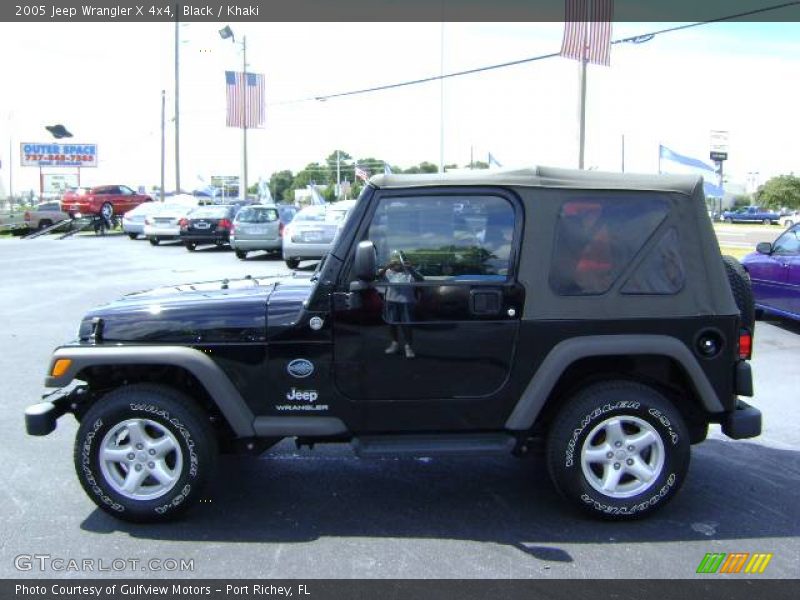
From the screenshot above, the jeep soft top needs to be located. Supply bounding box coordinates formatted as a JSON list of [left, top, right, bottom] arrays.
[[26, 167, 759, 522]]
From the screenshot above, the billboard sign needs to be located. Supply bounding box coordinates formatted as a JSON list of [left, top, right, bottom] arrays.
[[21, 143, 98, 167], [709, 130, 729, 161], [43, 173, 79, 194]]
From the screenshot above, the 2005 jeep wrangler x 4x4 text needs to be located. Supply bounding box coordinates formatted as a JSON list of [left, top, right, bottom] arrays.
[[26, 168, 761, 522]]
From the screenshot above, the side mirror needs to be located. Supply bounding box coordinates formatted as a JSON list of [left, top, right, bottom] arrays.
[[756, 242, 772, 255], [353, 241, 377, 281]]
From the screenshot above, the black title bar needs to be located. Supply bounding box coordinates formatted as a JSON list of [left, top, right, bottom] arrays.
[[4, 0, 800, 22]]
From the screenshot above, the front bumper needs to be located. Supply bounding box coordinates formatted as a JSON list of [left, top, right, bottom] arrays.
[[721, 399, 762, 440], [25, 385, 89, 436]]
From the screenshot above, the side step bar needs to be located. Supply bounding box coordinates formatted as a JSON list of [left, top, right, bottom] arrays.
[[353, 433, 516, 457]]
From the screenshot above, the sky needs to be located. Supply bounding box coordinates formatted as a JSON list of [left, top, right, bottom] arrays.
[[0, 18, 799, 196]]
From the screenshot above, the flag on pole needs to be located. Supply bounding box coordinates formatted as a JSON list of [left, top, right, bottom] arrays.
[[560, 0, 613, 66], [384, 164, 392, 175], [225, 70, 265, 128], [355, 165, 370, 182], [658, 145, 724, 197], [307, 184, 327, 205], [488, 153, 502, 168]]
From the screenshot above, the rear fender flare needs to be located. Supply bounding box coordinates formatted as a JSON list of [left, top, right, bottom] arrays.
[[505, 335, 725, 431]]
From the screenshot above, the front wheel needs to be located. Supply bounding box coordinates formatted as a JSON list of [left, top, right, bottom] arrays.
[[128, 233, 138, 240], [762, 218, 771, 226], [725, 217, 733, 224], [235, 249, 247, 260], [149, 237, 160, 246], [546, 380, 690, 520], [185, 242, 196, 252], [74, 384, 217, 523], [285, 257, 300, 269]]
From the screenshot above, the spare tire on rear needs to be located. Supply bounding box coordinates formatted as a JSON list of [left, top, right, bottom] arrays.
[[722, 255, 755, 331]]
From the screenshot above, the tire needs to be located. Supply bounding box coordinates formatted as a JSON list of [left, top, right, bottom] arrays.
[[725, 217, 733, 224], [722, 255, 756, 331], [128, 233, 138, 240], [149, 237, 160, 246], [785, 220, 794, 228], [285, 258, 300, 269], [235, 249, 247, 260], [38, 219, 53, 230], [762, 219, 770, 226], [185, 242, 196, 252], [546, 380, 690, 520], [100, 202, 114, 221], [73, 384, 217, 523]]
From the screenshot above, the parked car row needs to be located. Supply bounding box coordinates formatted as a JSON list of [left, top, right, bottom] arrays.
[[122, 200, 357, 269]]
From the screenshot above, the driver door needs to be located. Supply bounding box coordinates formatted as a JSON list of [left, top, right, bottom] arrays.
[[331, 190, 524, 430]]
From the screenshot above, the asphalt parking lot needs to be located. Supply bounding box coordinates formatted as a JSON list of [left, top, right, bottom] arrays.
[[1, 234, 798, 579]]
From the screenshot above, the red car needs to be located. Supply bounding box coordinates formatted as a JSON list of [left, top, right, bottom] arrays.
[[61, 185, 153, 220]]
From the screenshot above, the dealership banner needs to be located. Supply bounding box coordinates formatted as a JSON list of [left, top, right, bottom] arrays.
[[21, 143, 98, 167]]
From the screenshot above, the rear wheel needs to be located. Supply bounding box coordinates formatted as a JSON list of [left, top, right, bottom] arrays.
[[74, 384, 217, 523], [762, 218, 771, 225], [725, 217, 733, 224], [149, 237, 160, 246], [38, 219, 53, 230], [546, 380, 690, 520], [285, 257, 300, 269], [722, 255, 755, 331], [185, 242, 196, 252], [100, 202, 114, 221], [785, 220, 794, 228], [127, 233, 138, 240], [235, 249, 247, 260]]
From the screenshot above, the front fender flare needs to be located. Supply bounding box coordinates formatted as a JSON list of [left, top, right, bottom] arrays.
[[45, 346, 256, 437]]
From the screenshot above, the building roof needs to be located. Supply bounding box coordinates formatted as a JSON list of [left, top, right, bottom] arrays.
[[370, 166, 703, 196]]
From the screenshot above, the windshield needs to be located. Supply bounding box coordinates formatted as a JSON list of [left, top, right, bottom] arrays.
[[189, 207, 230, 219], [236, 207, 278, 223]]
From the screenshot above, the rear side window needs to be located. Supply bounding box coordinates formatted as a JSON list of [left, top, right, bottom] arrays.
[[550, 197, 669, 295], [367, 195, 516, 280]]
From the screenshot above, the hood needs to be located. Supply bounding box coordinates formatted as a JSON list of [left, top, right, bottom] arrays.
[[79, 274, 313, 344]]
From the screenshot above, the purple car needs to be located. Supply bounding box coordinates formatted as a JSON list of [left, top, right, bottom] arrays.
[[741, 223, 800, 321]]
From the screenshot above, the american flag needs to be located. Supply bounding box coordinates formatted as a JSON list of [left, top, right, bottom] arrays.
[[225, 70, 265, 128], [560, 0, 613, 67], [355, 165, 370, 182]]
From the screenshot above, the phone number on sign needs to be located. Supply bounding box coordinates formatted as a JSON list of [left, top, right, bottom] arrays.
[[25, 154, 94, 163]]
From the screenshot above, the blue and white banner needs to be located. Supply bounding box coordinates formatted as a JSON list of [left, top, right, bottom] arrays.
[[659, 145, 723, 197]]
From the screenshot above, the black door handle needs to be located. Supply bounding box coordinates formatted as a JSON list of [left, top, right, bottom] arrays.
[[469, 289, 502, 315]]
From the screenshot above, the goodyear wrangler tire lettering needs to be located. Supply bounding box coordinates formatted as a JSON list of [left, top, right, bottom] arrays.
[[73, 384, 217, 524], [547, 381, 690, 520]]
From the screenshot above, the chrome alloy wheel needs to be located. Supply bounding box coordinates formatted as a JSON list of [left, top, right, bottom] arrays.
[[580, 415, 665, 499], [99, 418, 183, 500]]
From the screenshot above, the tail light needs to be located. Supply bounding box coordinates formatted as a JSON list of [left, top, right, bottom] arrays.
[[179, 218, 188, 230], [279, 221, 285, 238], [738, 329, 752, 360], [218, 218, 232, 230], [24, 211, 31, 221]]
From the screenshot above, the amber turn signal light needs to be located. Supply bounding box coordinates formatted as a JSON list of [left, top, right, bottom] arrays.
[[51, 358, 72, 377]]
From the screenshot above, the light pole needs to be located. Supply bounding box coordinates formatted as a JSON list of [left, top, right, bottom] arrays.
[[219, 25, 248, 201], [160, 90, 166, 202], [174, 16, 181, 193]]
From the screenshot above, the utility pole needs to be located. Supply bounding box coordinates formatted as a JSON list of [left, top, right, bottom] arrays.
[[336, 150, 340, 198], [621, 134, 625, 172], [160, 90, 166, 202], [578, 50, 587, 170], [439, 22, 445, 174], [241, 35, 248, 200], [174, 13, 181, 193]]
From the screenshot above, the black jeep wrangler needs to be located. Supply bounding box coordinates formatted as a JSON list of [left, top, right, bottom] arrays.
[[26, 167, 760, 522]]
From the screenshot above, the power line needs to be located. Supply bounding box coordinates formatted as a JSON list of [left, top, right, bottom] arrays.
[[268, 1, 800, 107]]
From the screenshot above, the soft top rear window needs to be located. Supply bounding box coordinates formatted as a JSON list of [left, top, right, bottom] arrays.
[[549, 196, 669, 296]]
